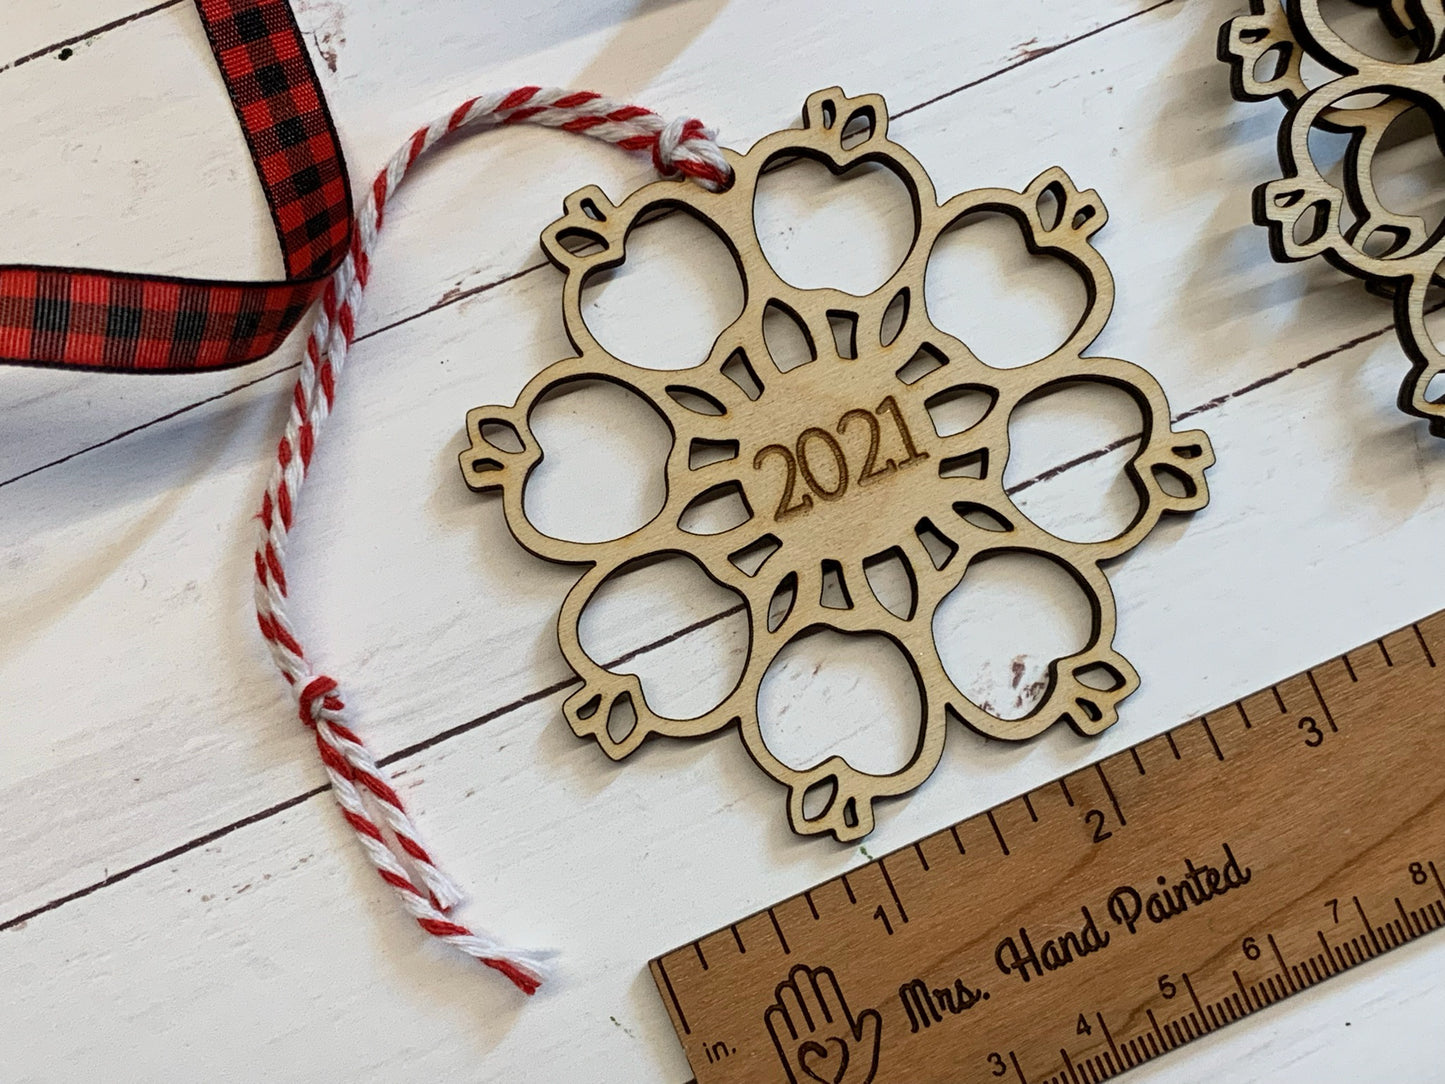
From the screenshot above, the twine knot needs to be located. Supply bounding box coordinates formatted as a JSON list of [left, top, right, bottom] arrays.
[[654, 116, 733, 191], [298, 674, 342, 728]]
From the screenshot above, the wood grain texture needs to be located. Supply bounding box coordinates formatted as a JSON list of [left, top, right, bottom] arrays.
[[1, 0, 1443, 1081]]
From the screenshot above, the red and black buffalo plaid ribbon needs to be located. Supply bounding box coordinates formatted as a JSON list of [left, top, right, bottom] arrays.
[[0, 0, 352, 371]]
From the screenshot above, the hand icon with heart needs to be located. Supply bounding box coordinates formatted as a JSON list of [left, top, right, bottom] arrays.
[[765, 965, 881, 1084]]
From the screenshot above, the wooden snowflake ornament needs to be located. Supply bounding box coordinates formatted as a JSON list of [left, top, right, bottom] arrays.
[[459, 89, 1214, 841]]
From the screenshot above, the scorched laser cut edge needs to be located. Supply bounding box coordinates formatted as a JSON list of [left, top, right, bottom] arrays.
[[458, 88, 1214, 841]]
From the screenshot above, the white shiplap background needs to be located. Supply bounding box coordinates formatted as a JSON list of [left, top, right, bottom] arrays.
[[2, 1, 1443, 1081]]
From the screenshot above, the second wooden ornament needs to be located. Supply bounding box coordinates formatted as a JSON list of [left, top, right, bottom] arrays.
[[1220, 0, 1445, 433]]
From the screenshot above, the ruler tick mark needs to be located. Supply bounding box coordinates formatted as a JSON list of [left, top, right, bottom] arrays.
[[1059, 778, 1075, 807], [913, 840, 930, 871], [1023, 793, 1038, 822], [1130, 747, 1146, 775], [1199, 717, 1224, 761], [1267, 934, 1295, 992], [804, 889, 819, 920], [1237, 700, 1253, 729], [1378, 639, 1393, 666], [1305, 669, 1339, 733], [1271, 684, 1286, 713], [1232, 969, 1253, 1010], [1182, 972, 1210, 1030], [879, 857, 909, 923], [1354, 896, 1384, 955], [987, 810, 1011, 855], [842, 873, 856, 905], [1414, 622, 1436, 667], [654, 958, 689, 1034], [1096, 1012, 1123, 1066], [693, 941, 707, 970], [768, 907, 790, 954], [1147, 1007, 1166, 1049], [949, 824, 965, 854], [1095, 761, 1127, 826], [1342, 653, 1358, 682], [1428, 860, 1444, 899], [730, 924, 745, 954], [1060, 1046, 1081, 1084], [1008, 1050, 1029, 1084], [1396, 898, 1417, 936], [1165, 732, 1181, 760]]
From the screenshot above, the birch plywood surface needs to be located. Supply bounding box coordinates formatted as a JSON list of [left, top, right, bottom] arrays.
[[2, 2, 1443, 1081]]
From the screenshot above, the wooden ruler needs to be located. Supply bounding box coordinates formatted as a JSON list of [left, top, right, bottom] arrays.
[[650, 612, 1445, 1083]]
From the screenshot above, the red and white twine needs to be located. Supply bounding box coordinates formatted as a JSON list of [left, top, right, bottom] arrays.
[[252, 87, 731, 995]]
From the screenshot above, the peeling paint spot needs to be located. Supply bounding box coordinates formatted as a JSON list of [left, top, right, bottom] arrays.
[[1011, 37, 1053, 64], [314, 33, 339, 74], [57, 47, 73, 61], [303, 1, 346, 74]]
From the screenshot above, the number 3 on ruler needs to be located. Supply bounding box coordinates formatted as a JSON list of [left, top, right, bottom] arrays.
[[1298, 714, 1337, 747]]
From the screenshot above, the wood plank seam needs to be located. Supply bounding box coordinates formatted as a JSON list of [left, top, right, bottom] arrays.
[[890, 0, 1180, 122]]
